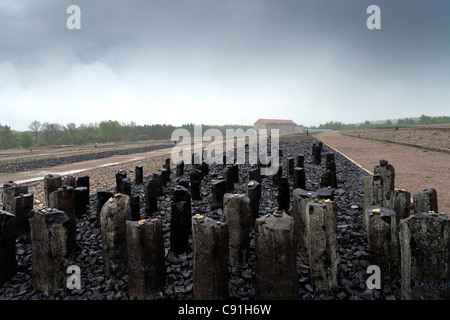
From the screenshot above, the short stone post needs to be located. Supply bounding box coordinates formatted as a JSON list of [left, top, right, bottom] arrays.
[[245, 180, 261, 222], [190, 170, 202, 201], [10, 192, 33, 237], [293, 167, 306, 190], [76, 175, 90, 202], [211, 179, 227, 210], [192, 214, 229, 300], [306, 200, 339, 291], [173, 185, 191, 213], [364, 206, 400, 285], [413, 188, 438, 214], [296, 154, 304, 168], [363, 174, 384, 209], [62, 175, 76, 188], [126, 218, 166, 300], [292, 189, 317, 249], [277, 176, 290, 212], [177, 178, 190, 189], [399, 213, 450, 300], [2, 185, 28, 213], [100, 193, 132, 274], [152, 171, 163, 196], [119, 178, 131, 196], [170, 201, 191, 254], [96, 191, 114, 225], [0, 210, 17, 284], [390, 189, 411, 222], [272, 165, 282, 187], [373, 160, 395, 208], [145, 178, 158, 215], [135, 165, 143, 185], [224, 166, 234, 193], [116, 170, 127, 192], [231, 163, 239, 183], [312, 143, 321, 165], [44, 174, 62, 207], [249, 166, 261, 183], [130, 194, 141, 221], [223, 193, 251, 266], [255, 210, 298, 299], [160, 168, 169, 186], [74, 187, 89, 217], [176, 160, 184, 176], [49, 186, 76, 257], [287, 157, 294, 176], [29, 208, 69, 292]]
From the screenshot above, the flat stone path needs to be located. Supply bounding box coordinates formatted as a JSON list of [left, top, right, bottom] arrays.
[[316, 131, 450, 213]]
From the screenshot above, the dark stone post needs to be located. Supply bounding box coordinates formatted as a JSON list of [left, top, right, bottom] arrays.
[[126, 218, 166, 300], [190, 170, 202, 201], [10, 193, 33, 237], [152, 172, 163, 196], [224, 166, 234, 193], [249, 166, 261, 183], [223, 193, 251, 266], [145, 178, 158, 215], [192, 215, 229, 300], [413, 188, 438, 214], [254, 210, 298, 299], [130, 194, 141, 221], [44, 174, 62, 207], [296, 154, 304, 168], [292, 189, 317, 249], [74, 187, 89, 218], [116, 170, 127, 192], [373, 160, 395, 208], [100, 193, 132, 274], [29, 208, 69, 292], [0, 210, 17, 284], [135, 165, 143, 185], [211, 179, 227, 210], [176, 160, 184, 177], [306, 200, 339, 291], [76, 175, 90, 203], [399, 213, 450, 300], [62, 175, 76, 188], [293, 167, 306, 189], [364, 206, 400, 285], [272, 165, 282, 187], [96, 191, 114, 226], [277, 177, 290, 212], [119, 178, 132, 196], [170, 201, 191, 254], [245, 180, 261, 222], [173, 185, 191, 214], [287, 157, 294, 176]]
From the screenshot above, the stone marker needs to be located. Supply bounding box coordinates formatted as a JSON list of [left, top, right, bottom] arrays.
[[316, 187, 335, 200], [176, 160, 184, 176], [177, 178, 190, 190], [231, 163, 239, 183], [292, 189, 317, 248], [223, 166, 234, 193], [173, 185, 191, 213], [145, 178, 158, 215], [96, 191, 114, 225], [255, 210, 298, 299], [245, 180, 261, 222], [399, 212, 450, 300], [192, 214, 229, 300], [0, 210, 17, 284], [277, 176, 290, 212], [390, 189, 411, 223], [76, 175, 90, 201], [49, 186, 76, 257], [135, 165, 143, 185], [363, 174, 384, 209], [312, 143, 321, 165], [62, 175, 76, 188], [190, 170, 202, 201], [152, 171, 163, 196], [126, 218, 165, 300], [130, 194, 141, 221], [413, 188, 438, 214], [100, 193, 132, 274], [272, 165, 282, 187], [115, 170, 127, 192], [119, 178, 131, 196], [373, 160, 395, 203], [296, 154, 304, 168], [287, 157, 294, 176], [211, 179, 227, 210], [170, 201, 191, 254], [2, 185, 28, 213], [249, 166, 261, 183], [160, 168, 169, 186], [293, 167, 306, 190], [364, 206, 400, 285], [223, 193, 251, 266], [74, 186, 89, 218], [44, 174, 62, 207], [8, 192, 33, 237], [29, 208, 69, 292], [306, 200, 339, 291]]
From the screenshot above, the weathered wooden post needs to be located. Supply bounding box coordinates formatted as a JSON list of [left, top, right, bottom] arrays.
[[29, 208, 69, 292], [399, 212, 450, 300], [292, 189, 317, 249], [49, 186, 76, 257], [100, 193, 132, 274], [44, 174, 62, 207], [211, 179, 227, 210], [292, 168, 305, 191], [145, 178, 158, 215], [255, 210, 298, 299], [306, 199, 339, 291], [277, 176, 290, 212], [170, 201, 191, 254], [192, 214, 229, 300], [0, 210, 17, 284], [126, 218, 166, 300], [245, 180, 261, 222], [135, 165, 143, 185], [223, 193, 251, 266], [413, 188, 438, 214], [364, 206, 400, 285]]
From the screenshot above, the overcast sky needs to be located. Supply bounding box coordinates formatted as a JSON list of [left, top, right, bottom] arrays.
[[1, 0, 449, 131]]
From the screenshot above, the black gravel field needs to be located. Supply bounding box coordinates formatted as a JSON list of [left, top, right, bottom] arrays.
[[0, 137, 403, 301]]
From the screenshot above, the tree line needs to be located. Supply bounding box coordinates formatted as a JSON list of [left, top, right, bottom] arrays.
[[308, 115, 450, 131], [0, 120, 253, 150]]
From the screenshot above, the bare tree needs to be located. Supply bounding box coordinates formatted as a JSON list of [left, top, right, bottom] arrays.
[[28, 120, 41, 143]]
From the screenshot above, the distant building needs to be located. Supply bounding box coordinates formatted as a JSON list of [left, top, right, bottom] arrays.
[[254, 119, 304, 135]]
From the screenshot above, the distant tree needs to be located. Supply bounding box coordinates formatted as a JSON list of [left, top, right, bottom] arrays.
[[28, 120, 42, 143], [20, 132, 34, 148], [98, 120, 123, 142], [41, 122, 64, 145]]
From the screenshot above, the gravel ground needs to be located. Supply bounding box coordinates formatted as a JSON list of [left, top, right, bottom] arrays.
[[0, 137, 403, 300]]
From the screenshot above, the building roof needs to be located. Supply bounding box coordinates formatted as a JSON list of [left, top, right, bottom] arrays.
[[255, 119, 297, 125]]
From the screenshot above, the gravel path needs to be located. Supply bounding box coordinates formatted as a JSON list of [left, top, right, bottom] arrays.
[[316, 131, 450, 214]]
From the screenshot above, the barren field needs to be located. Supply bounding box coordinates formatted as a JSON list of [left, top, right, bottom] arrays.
[[342, 126, 450, 152]]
